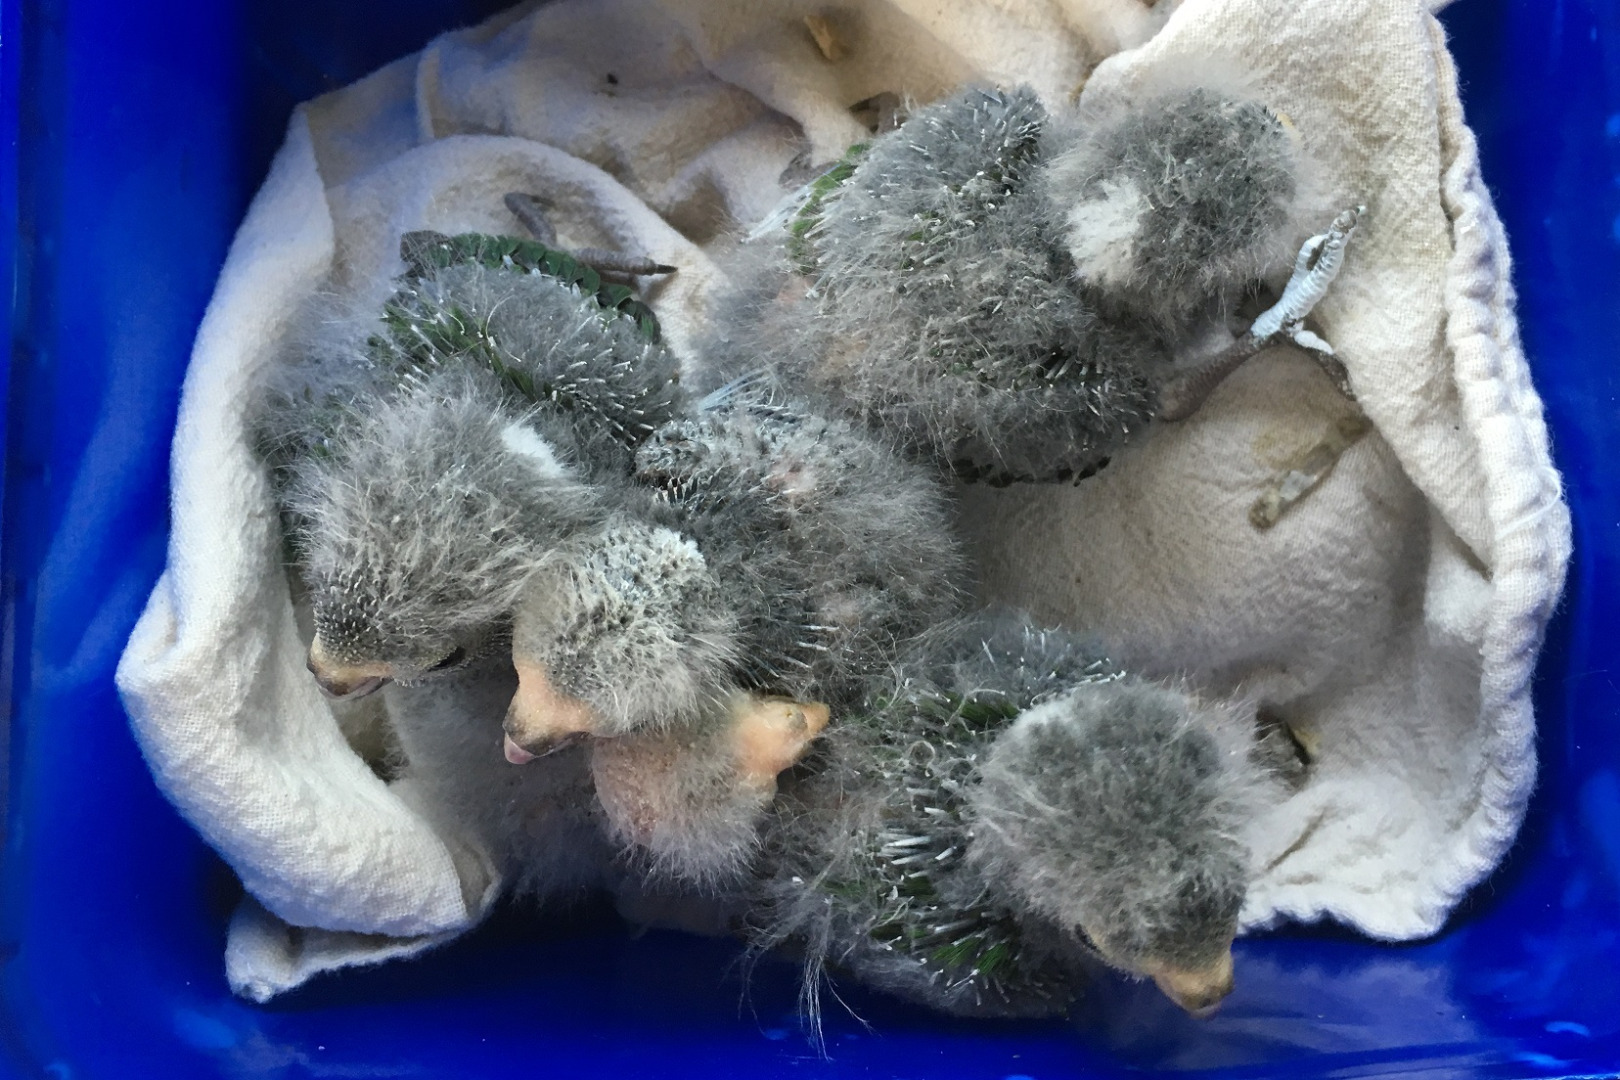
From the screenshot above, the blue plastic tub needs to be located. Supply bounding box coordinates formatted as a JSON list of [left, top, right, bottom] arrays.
[[3, 1, 1618, 1076]]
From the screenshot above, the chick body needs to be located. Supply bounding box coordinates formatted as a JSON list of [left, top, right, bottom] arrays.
[[256, 244, 686, 691], [754, 615, 1112, 1018], [507, 388, 967, 882], [755, 614, 1288, 1019], [710, 80, 1309, 484]]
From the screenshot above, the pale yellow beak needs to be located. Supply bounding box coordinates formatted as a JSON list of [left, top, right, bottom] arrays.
[[503, 657, 603, 762], [1145, 948, 1236, 1017], [730, 695, 831, 783], [307, 636, 393, 699]]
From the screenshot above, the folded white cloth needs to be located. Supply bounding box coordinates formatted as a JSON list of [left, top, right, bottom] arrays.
[[116, 0, 1568, 999]]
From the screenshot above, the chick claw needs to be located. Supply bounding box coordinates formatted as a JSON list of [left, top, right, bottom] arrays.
[[1249, 205, 1363, 351]]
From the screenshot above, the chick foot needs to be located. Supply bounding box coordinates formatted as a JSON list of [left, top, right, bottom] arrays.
[[504, 192, 676, 282], [1158, 206, 1364, 422]]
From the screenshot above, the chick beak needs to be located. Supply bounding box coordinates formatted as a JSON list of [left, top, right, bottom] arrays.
[[503, 730, 584, 764], [502, 657, 602, 764], [307, 638, 394, 700], [1148, 948, 1236, 1017], [503, 734, 536, 764], [730, 694, 831, 782]]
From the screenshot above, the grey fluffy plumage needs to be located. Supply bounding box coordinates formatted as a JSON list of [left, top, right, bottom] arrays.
[[285, 366, 603, 681], [1043, 88, 1301, 333], [379, 256, 684, 476], [255, 251, 687, 689], [260, 237, 971, 886], [505, 384, 966, 738], [753, 615, 1119, 1019], [506, 387, 967, 882], [707, 82, 1306, 484], [753, 614, 1284, 1021], [257, 256, 682, 485], [969, 680, 1273, 1013], [513, 521, 740, 738], [802, 87, 1160, 484], [633, 389, 968, 708]]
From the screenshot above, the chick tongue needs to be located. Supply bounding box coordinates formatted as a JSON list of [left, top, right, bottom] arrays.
[[504, 735, 536, 765]]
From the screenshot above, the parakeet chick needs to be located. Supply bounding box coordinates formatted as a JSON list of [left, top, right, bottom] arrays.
[[709, 81, 1353, 484], [503, 387, 967, 882], [753, 614, 1289, 1020], [254, 233, 686, 696], [504, 518, 815, 884], [508, 521, 741, 747], [284, 366, 603, 697], [753, 615, 1117, 1020], [968, 679, 1278, 1015]]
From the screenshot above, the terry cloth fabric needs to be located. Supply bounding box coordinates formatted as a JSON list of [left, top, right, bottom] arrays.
[[116, 0, 1568, 1000]]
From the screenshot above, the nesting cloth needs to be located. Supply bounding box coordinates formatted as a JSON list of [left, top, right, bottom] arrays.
[[116, 0, 1568, 1002]]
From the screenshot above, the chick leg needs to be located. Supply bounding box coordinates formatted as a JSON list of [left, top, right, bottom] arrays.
[[504, 192, 676, 281], [1158, 206, 1364, 422]]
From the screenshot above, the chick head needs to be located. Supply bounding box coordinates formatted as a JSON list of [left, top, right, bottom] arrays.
[[504, 521, 740, 758], [287, 369, 599, 698], [1046, 85, 1303, 333], [970, 679, 1251, 1015]]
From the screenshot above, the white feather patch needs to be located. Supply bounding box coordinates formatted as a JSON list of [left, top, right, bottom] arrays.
[[1065, 178, 1148, 287], [500, 422, 569, 479]]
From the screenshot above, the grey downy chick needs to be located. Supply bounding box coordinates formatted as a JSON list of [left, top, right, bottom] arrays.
[[709, 81, 1350, 484], [507, 516, 814, 886], [1042, 89, 1361, 419], [503, 386, 967, 882], [254, 235, 686, 697], [251, 237, 698, 912], [280, 365, 605, 696], [706, 86, 1140, 485], [754, 614, 1287, 1022], [751, 614, 1123, 1021], [968, 678, 1285, 1015]]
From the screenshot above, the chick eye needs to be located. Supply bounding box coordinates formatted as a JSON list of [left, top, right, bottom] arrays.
[[425, 646, 467, 673]]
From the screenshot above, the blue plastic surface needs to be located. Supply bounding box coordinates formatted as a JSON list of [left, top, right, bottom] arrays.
[[2, 1, 1618, 1076]]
